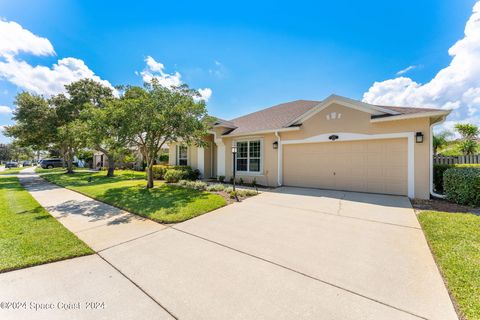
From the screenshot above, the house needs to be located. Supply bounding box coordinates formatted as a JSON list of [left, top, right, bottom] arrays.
[[168, 94, 451, 199], [93, 146, 169, 170]]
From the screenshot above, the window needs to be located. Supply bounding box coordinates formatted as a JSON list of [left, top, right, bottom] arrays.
[[177, 145, 188, 166], [235, 140, 261, 173]]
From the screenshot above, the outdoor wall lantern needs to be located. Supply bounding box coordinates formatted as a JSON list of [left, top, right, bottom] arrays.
[[231, 145, 239, 201], [329, 135, 339, 141], [273, 141, 279, 149], [415, 132, 424, 143]]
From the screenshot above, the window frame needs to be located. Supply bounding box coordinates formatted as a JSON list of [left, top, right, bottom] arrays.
[[176, 145, 188, 166], [234, 138, 263, 175]]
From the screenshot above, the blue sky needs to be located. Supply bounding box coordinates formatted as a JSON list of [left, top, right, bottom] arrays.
[[0, 0, 478, 143]]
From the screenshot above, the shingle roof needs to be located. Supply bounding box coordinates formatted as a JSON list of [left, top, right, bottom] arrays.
[[378, 105, 445, 114], [219, 99, 447, 136], [224, 100, 320, 135]]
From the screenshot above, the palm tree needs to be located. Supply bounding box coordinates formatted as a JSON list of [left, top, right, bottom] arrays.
[[432, 131, 452, 155]]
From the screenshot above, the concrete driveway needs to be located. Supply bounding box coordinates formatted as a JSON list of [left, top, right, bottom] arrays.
[[104, 187, 457, 320], [1, 177, 457, 320]]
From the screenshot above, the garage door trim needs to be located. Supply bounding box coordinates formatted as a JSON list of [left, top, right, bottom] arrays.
[[279, 132, 415, 198]]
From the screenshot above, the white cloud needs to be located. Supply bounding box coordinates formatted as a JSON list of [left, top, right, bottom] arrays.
[[0, 105, 12, 114], [198, 88, 212, 101], [396, 65, 417, 75], [363, 1, 480, 129], [140, 56, 213, 102], [0, 19, 114, 96], [0, 19, 54, 58], [140, 56, 182, 88], [0, 57, 115, 96]]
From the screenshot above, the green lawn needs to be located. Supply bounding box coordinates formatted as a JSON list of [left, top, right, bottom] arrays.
[[418, 210, 480, 319], [34, 166, 90, 174], [0, 176, 93, 273], [41, 170, 227, 223], [0, 166, 29, 175]]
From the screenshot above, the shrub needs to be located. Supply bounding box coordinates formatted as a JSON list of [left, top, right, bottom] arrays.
[[164, 169, 184, 183], [152, 165, 170, 180], [239, 178, 244, 185], [189, 181, 207, 190], [224, 186, 233, 193], [433, 163, 480, 193], [206, 184, 226, 192], [242, 189, 258, 196], [178, 180, 189, 186], [444, 167, 480, 206], [229, 190, 238, 199], [218, 175, 225, 183], [433, 164, 454, 193], [152, 165, 199, 181], [158, 154, 169, 163]]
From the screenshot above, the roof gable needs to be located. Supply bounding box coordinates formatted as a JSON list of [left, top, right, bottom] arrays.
[[287, 94, 400, 126]]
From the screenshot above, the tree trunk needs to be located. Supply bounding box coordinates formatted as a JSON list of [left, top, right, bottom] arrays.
[[66, 149, 74, 174], [146, 164, 154, 188], [107, 156, 115, 177]]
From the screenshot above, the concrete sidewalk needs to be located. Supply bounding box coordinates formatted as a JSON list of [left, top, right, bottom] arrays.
[[17, 168, 165, 251]]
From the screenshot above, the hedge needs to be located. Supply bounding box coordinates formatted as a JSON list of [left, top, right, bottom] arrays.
[[443, 167, 480, 206], [433, 163, 480, 194], [152, 165, 200, 181]]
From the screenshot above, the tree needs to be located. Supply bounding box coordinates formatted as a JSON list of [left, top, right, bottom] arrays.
[[83, 97, 131, 177], [432, 131, 452, 155], [6, 79, 114, 174], [123, 81, 211, 188], [455, 123, 479, 155], [455, 123, 479, 140], [50, 79, 114, 173], [4, 92, 56, 152], [9, 141, 34, 161]]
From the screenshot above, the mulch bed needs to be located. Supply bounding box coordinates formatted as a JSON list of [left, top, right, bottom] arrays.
[[412, 198, 480, 215]]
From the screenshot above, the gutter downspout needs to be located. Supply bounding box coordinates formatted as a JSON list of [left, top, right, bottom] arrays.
[[430, 116, 447, 198], [275, 131, 282, 186]]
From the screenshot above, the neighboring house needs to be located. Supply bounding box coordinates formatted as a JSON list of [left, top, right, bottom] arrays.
[[169, 94, 451, 199], [93, 146, 169, 170]]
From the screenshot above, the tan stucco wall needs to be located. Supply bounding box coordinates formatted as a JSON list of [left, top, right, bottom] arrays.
[[222, 133, 279, 186], [167, 143, 197, 167], [168, 135, 215, 178], [280, 103, 431, 199]]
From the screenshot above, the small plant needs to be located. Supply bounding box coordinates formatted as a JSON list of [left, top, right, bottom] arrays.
[[206, 184, 226, 192], [164, 169, 184, 183], [251, 178, 257, 187], [229, 176, 234, 184], [243, 189, 258, 196], [178, 180, 189, 186], [229, 190, 237, 199], [224, 186, 233, 193], [218, 175, 225, 183], [239, 178, 244, 185], [191, 181, 207, 190]]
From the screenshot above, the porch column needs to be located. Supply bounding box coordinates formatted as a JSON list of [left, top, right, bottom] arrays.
[[215, 138, 226, 177], [197, 147, 205, 178]]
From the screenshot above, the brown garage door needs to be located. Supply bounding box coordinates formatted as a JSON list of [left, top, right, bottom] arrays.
[[283, 138, 408, 196]]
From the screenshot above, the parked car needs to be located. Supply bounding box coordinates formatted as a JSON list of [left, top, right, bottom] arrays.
[[22, 161, 32, 167], [40, 159, 64, 169], [5, 161, 19, 168]]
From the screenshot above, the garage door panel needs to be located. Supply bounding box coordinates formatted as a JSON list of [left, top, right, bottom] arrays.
[[283, 138, 408, 196]]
